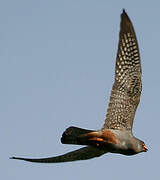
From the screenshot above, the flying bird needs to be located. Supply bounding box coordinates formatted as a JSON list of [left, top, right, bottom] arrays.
[[11, 9, 147, 163]]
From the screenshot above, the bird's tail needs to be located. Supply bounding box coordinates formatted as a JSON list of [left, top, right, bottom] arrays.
[[61, 126, 96, 145]]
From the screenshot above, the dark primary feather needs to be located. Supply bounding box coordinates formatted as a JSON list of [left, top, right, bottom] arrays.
[[103, 10, 142, 130], [10, 146, 106, 163]]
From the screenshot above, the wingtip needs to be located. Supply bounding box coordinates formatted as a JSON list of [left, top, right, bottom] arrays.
[[121, 9, 128, 17], [120, 9, 133, 27], [10, 156, 20, 160], [10, 156, 23, 160], [10, 157, 15, 159]]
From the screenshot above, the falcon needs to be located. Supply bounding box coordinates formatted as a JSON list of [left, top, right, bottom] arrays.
[[11, 9, 148, 163]]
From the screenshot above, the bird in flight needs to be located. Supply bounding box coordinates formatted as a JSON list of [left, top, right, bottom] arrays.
[[11, 9, 147, 163]]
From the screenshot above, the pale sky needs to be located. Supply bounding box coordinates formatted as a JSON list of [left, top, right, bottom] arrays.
[[2, 0, 160, 179]]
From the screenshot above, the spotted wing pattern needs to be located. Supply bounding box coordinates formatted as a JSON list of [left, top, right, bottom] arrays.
[[10, 146, 106, 163], [102, 10, 142, 130]]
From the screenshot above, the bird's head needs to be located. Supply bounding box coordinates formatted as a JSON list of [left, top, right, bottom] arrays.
[[135, 139, 148, 153]]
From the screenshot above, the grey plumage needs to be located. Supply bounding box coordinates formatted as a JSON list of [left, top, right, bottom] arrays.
[[102, 10, 141, 130], [10, 10, 147, 164]]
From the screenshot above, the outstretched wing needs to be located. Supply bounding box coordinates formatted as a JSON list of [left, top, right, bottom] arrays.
[[102, 10, 142, 130], [10, 146, 106, 163]]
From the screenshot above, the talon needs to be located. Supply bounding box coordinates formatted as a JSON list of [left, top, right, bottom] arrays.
[[90, 137, 103, 142]]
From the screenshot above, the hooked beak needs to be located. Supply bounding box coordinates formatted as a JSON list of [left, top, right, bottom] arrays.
[[143, 143, 148, 152]]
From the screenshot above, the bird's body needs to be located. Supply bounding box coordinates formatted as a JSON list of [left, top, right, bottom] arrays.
[[61, 127, 146, 156], [11, 9, 147, 163]]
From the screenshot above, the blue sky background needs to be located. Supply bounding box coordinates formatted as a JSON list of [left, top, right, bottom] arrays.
[[2, 0, 160, 179]]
